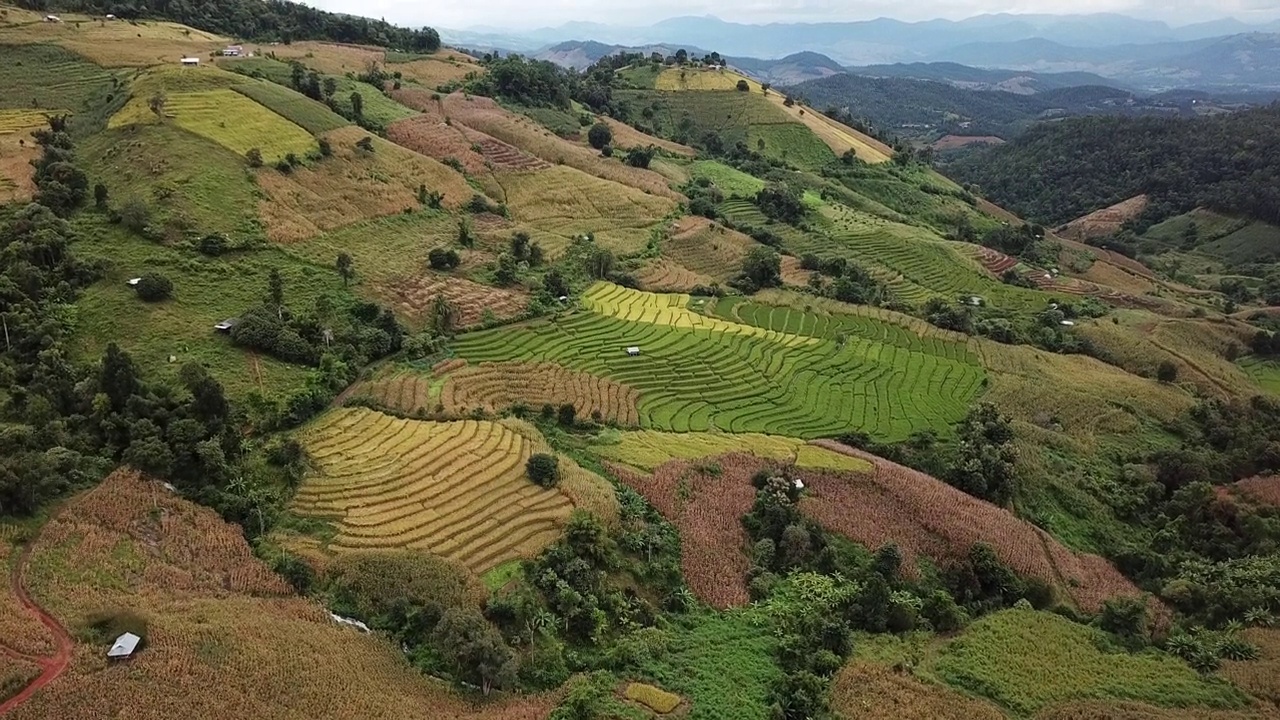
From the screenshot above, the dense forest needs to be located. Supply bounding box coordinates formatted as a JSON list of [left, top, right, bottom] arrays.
[[947, 106, 1280, 227], [17, 0, 441, 50]]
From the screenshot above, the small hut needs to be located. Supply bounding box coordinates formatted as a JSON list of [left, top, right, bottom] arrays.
[[107, 632, 141, 660], [625, 346, 640, 357]]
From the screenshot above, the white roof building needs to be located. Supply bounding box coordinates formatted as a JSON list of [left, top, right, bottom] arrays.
[[625, 346, 640, 356], [107, 632, 141, 659], [126, 277, 142, 286], [180, 57, 200, 66]]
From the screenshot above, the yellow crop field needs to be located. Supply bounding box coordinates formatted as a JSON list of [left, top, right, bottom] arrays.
[[0, 16, 226, 67], [0, 111, 43, 204], [0, 109, 50, 135], [111, 88, 316, 162], [293, 408, 579, 573], [592, 430, 873, 473], [256, 126, 473, 243], [664, 215, 759, 281], [655, 67, 756, 91], [267, 41, 385, 76], [498, 418, 621, 529], [582, 283, 816, 347], [441, 361, 642, 426]]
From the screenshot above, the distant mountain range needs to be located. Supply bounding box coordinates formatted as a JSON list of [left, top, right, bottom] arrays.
[[443, 12, 1280, 69]]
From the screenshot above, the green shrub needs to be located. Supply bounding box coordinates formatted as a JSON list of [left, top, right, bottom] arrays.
[[134, 273, 173, 302], [527, 453, 560, 487]]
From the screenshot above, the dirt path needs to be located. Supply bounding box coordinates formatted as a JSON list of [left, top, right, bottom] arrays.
[[0, 528, 73, 716]]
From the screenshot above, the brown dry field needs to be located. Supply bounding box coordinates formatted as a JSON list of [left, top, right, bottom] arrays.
[[0, 17, 225, 67], [0, 543, 55, 657], [442, 361, 642, 425], [1036, 701, 1269, 720], [599, 117, 694, 156], [1057, 195, 1150, 241], [830, 661, 1005, 720], [637, 257, 716, 292], [608, 455, 761, 609], [804, 441, 1150, 614], [440, 93, 683, 201], [780, 255, 814, 286], [663, 216, 759, 281], [393, 54, 483, 89], [376, 274, 529, 330], [386, 114, 491, 175], [1236, 476, 1280, 506], [9, 469, 560, 719], [1076, 256, 1159, 296], [256, 126, 473, 243], [0, 130, 38, 204], [1220, 628, 1280, 710], [263, 41, 384, 76], [932, 135, 1006, 151]]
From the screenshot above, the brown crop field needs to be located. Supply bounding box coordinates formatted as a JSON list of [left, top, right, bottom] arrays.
[[256, 126, 472, 243], [292, 408, 578, 573], [803, 440, 1147, 613], [9, 469, 559, 719], [349, 369, 441, 416], [0, 17, 225, 67], [265, 41, 384, 76], [1036, 701, 1265, 720], [441, 361, 642, 425], [599, 117, 694, 156], [830, 661, 1005, 720], [386, 114, 492, 175], [441, 93, 683, 200], [608, 454, 764, 609], [0, 544, 55, 658], [932, 135, 1006, 151], [0, 112, 41, 204], [392, 54, 483, 89], [637, 257, 716, 292], [663, 216, 759, 281], [1236, 476, 1280, 506], [1221, 628, 1280, 708], [377, 274, 529, 331], [1058, 195, 1150, 241]]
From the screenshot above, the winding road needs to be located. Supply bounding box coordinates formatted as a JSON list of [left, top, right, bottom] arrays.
[[0, 527, 73, 716]]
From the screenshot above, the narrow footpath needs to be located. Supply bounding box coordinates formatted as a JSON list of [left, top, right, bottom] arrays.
[[0, 526, 73, 716]]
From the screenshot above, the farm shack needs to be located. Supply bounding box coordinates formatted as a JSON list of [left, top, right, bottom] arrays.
[[180, 57, 200, 67], [107, 632, 141, 660], [222, 45, 243, 56], [625, 346, 641, 357], [126, 277, 142, 287], [213, 318, 239, 333]]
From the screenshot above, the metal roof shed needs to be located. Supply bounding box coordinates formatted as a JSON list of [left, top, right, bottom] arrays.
[[107, 632, 141, 659], [625, 346, 640, 356]]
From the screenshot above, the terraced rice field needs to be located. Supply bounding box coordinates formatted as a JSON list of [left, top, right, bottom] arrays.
[[386, 114, 492, 175], [231, 80, 351, 134], [111, 88, 316, 162], [0, 44, 116, 113], [452, 283, 983, 440], [0, 109, 49, 134], [379, 274, 528, 330], [592, 430, 872, 472], [440, 361, 642, 425], [293, 408, 577, 573], [349, 369, 443, 415], [636, 257, 715, 292], [664, 216, 759, 281]]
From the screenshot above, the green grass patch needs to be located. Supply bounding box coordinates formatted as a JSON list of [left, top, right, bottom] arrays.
[[749, 122, 835, 170], [688, 160, 764, 198], [1241, 356, 1280, 395], [1199, 221, 1280, 265], [631, 611, 779, 720], [619, 65, 661, 89], [290, 211, 456, 288], [231, 80, 351, 134], [480, 560, 523, 592], [218, 57, 417, 129], [80, 123, 263, 240], [510, 103, 583, 137], [932, 609, 1249, 717], [69, 216, 349, 401], [218, 56, 294, 85], [0, 43, 117, 115]]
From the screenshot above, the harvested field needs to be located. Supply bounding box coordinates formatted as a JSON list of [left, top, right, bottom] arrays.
[[0, 17, 224, 67], [637, 258, 716, 293], [10, 469, 560, 719], [499, 167, 677, 254], [0, 111, 41, 203], [600, 117, 694, 156], [386, 115, 491, 175], [1236, 476, 1280, 506], [1057, 195, 1150, 241], [266, 41, 384, 76], [377, 274, 528, 331], [664, 216, 759, 282], [803, 440, 1147, 612], [256, 126, 472, 243], [779, 256, 813, 286], [973, 245, 1019, 275], [349, 369, 441, 416], [608, 455, 760, 609], [472, 136, 549, 170], [655, 68, 745, 91], [293, 408, 578, 574], [932, 135, 1005, 151], [593, 431, 872, 473], [1036, 701, 1265, 720], [830, 661, 1005, 720], [441, 362, 641, 425], [390, 54, 483, 89], [441, 93, 682, 200]]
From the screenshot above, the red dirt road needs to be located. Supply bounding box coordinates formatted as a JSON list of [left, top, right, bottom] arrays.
[[0, 534, 73, 715]]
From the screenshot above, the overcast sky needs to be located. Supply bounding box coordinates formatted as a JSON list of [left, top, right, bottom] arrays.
[[304, 0, 1280, 30]]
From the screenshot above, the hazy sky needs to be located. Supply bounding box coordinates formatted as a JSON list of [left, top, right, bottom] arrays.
[[304, 0, 1280, 30]]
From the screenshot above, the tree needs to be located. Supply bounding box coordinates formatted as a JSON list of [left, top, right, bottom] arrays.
[[93, 183, 108, 208], [735, 79, 749, 92], [587, 122, 612, 150], [510, 231, 531, 260], [349, 91, 364, 119], [949, 403, 1018, 505], [738, 246, 782, 291], [322, 76, 337, 98], [754, 183, 805, 224], [119, 197, 151, 234], [246, 148, 264, 168], [557, 403, 576, 427], [355, 135, 374, 152], [586, 248, 615, 279], [494, 253, 519, 286], [135, 273, 172, 302], [266, 268, 285, 308], [99, 343, 141, 411], [432, 608, 518, 696], [543, 269, 568, 298], [333, 253, 354, 286], [148, 92, 166, 119], [198, 233, 229, 256], [1157, 361, 1179, 384], [428, 293, 456, 335], [427, 247, 460, 270], [318, 138, 332, 157], [527, 453, 560, 487], [625, 145, 655, 169]]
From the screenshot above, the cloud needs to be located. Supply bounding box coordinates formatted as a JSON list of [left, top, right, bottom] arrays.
[[303, 0, 1280, 29]]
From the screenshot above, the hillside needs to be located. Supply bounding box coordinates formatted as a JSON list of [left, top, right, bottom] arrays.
[[2, 4, 1279, 720], [847, 61, 1123, 93]]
